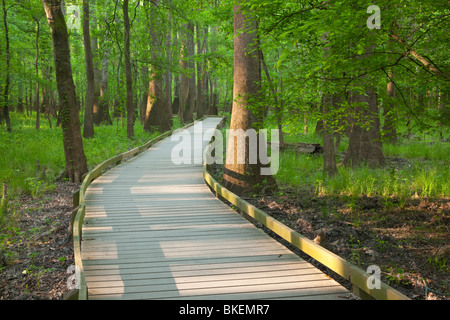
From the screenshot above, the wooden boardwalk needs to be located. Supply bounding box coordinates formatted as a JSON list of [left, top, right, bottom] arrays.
[[81, 117, 349, 300]]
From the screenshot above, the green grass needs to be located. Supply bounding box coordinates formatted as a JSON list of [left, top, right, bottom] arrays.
[[269, 116, 450, 199], [0, 113, 179, 198], [276, 144, 449, 200]]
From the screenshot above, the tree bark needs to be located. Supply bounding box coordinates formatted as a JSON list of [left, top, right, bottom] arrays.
[[123, 0, 134, 138], [179, 37, 188, 125], [196, 24, 204, 119], [143, 0, 170, 133], [42, 0, 88, 182], [34, 16, 40, 131], [322, 94, 338, 176], [1, 0, 11, 132], [343, 86, 385, 167], [91, 1, 102, 125], [99, 16, 112, 125], [184, 22, 195, 122], [383, 68, 398, 143], [82, 0, 95, 138], [223, 5, 275, 196], [164, 12, 173, 126]]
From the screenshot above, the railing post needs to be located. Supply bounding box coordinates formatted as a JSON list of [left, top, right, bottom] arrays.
[[1, 183, 7, 208], [353, 285, 375, 300]]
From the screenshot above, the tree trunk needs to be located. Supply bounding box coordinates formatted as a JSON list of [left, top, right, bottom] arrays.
[[140, 65, 149, 124], [91, 1, 102, 125], [343, 87, 385, 167], [123, 0, 134, 138], [143, 0, 170, 133], [42, 0, 88, 183], [34, 17, 40, 131], [383, 69, 398, 143], [1, 0, 11, 132], [99, 20, 112, 125], [185, 22, 195, 122], [179, 37, 188, 125], [196, 24, 204, 119], [260, 47, 284, 147], [322, 94, 338, 176], [172, 29, 180, 115], [164, 12, 173, 126], [223, 5, 275, 196], [82, 0, 95, 138]]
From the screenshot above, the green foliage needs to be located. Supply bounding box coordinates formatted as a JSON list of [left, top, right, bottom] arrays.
[[276, 135, 450, 200], [0, 113, 161, 199]]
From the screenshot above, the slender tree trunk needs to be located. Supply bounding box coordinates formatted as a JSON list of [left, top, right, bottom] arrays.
[[260, 47, 284, 146], [91, 1, 102, 125], [82, 0, 95, 138], [123, 0, 134, 138], [165, 12, 173, 126], [322, 94, 338, 176], [1, 0, 11, 132], [223, 5, 275, 195], [179, 37, 188, 125], [208, 26, 218, 115], [99, 21, 112, 125], [383, 68, 398, 143], [196, 24, 204, 119], [184, 22, 195, 122], [140, 65, 149, 124], [34, 17, 40, 131], [42, 0, 88, 182], [172, 28, 180, 115]]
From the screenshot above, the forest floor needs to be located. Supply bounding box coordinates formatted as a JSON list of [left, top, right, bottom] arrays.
[[245, 189, 449, 300], [0, 182, 77, 300], [210, 160, 449, 300]]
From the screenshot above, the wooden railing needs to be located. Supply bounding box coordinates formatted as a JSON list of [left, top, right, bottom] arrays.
[[202, 118, 411, 300], [67, 118, 205, 300]]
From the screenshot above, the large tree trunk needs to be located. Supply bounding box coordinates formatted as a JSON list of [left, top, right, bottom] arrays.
[[143, 0, 170, 133], [123, 0, 134, 138], [343, 41, 384, 167], [42, 0, 88, 182], [222, 5, 275, 196], [82, 0, 95, 138], [343, 86, 385, 167]]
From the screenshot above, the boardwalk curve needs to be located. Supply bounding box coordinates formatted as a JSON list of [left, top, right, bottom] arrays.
[[81, 117, 349, 300]]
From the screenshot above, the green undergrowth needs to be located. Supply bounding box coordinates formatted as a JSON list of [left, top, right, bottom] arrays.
[[0, 113, 181, 212], [275, 121, 450, 200]]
